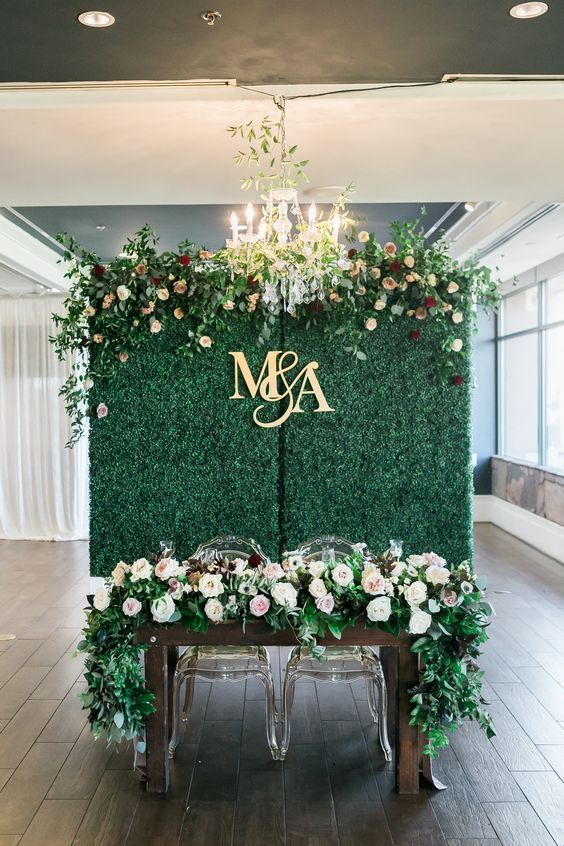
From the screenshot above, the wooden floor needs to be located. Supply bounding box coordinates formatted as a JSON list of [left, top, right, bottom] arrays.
[[1, 525, 564, 845]]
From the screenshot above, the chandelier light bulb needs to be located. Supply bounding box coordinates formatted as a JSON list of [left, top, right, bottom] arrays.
[[257, 219, 266, 240], [308, 203, 317, 223], [332, 214, 341, 242], [230, 212, 239, 246]]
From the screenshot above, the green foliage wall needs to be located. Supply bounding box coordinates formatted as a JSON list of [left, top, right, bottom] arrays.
[[90, 317, 472, 575]]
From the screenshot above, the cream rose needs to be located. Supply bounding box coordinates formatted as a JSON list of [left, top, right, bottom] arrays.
[[84, 305, 96, 317], [370, 267, 381, 279], [309, 577, 328, 599], [367, 596, 392, 622], [116, 285, 130, 301], [308, 560, 326, 578], [358, 230, 370, 243], [156, 287, 170, 301], [391, 561, 407, 577], [404, 580, 427, 606], [409, 608, 432, 634], [384, 242, 397, 256], [199, 573, 224, 598], [447, 281, 459, 293], [365, 317, 377, 331], [174, 308, 185, 320], [404, 255, 415, 268], [111, 561, 129, 586], [374, 299, 387, 311], [452, 310, 463, 324], [204, 598, 224, 622], [262, 562, 285, 581], [93, 587, 110, 612], [199, 335, 212, 348], [173, 280, 187, 294], [426, 564, 451, 587], [154, 558, 180, 581], [271, 582, 298, 609], [222, 300, 235, 310], [382, 276, 397, 291], [332, 563, 354, 588], [122, 597, 142, 617], [130, 558, 153, 582], [427, 273, 437, 286], [150, 320, 162, 333], [451, 338, 463, 352], [151, 593, 176, 623]]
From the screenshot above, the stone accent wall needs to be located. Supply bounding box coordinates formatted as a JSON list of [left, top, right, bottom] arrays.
[[492, 456, 564, 527]]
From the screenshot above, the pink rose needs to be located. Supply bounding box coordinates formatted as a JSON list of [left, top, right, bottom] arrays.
[[423, 552, 447, 568], [362, 572, 386, 595], [262, 562, 284, 581], [96, 403, 108, 418], [384, 242, 397, 256], [441, 589, 458, 607], [249, 594, 270, 617], [316, 593, 335, 614], [173, 280, 187, 294], [122, 597, 142, 617], [155, 558, 179, 580], [382, 276, 397, 291]]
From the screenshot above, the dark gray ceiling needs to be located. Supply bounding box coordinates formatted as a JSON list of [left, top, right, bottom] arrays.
[[2, 0, 564, 85], [14, 203, 465, 259]]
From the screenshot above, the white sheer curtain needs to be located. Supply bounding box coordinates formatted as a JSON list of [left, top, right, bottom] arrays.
[[0, 296, 89, 540]]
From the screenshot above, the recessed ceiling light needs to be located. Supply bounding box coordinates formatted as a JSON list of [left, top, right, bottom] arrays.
[[96, 224, 106, 231], [464, 201, 477, 213], [509, 2, 548, 19], [78, 10, 115, 27]]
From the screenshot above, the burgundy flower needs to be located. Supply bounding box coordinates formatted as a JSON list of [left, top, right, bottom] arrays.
[[390, 260, 401, 273], [453, 375, 464, 386], [425, 296, 437, 309], [247, 275, 257, 285], [178, 255, 191, 267], [312, 299, 323, 313], [92, 264, 106, 277], [348, 248, 357, 259], [151, 277, 161, 286], [410, 330, 421, 341], [247, 553, 262, 568]]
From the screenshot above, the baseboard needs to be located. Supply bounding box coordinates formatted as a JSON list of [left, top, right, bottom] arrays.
[[474, 494, 564, 565]]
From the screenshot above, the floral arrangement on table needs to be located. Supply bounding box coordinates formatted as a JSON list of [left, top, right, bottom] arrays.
[[80, 545, 494, 757]]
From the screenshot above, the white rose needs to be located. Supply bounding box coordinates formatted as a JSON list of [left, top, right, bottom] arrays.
[[199, 573, 224, 598], [84, 377, 94, 390], [111, 561, 129, 586], [130, 558, 153, 582], [116, 285, 130, 301], [390, 561, 406, 577], [199, 335, 212, 348], [154, 557, 180, 580], [204, 598, 224, 622], [452, 310, 463, 324], [406, 554, 427, 568], [271, 582, 298, 609], [451, 338, 463, 352], [308, 560, 326, 578], [404, 255, 415, 268], [332, 564, 354, 587], [150, 593, 176, 623], [262, 562, 285, 581], [365, 317, 377, 331], [374, 299, 386, 311], [93, 587, 111, 611], [426, 565, 451, 587], [367, 596, 392, 622], [409, 608, 432, 634], [404, 580, 427, 606], [309, 577, 328, 599], [122, 597, 142, 617], [83, 305, 96, 317], [447, 281, 459, 294], [358, 230, 370, 243]]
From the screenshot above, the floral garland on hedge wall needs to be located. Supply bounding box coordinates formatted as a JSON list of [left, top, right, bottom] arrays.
[[80, 545, 494, 756], [52, 219, 499, 445]]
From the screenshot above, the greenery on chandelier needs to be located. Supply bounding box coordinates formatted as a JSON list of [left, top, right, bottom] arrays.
[[52, 216, 498, 445], [80, 547, 494, 755]]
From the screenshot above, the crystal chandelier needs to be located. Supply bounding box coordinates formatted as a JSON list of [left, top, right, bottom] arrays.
[[224, 97, 349, 314]]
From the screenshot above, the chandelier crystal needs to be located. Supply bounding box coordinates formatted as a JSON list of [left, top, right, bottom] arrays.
[[224, 97, 350, 314]]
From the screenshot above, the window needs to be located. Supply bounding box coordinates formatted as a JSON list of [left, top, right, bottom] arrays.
[[499, 274, 564, 471]]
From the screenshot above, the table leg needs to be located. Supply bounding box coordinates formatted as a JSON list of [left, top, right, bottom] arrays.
[[380, 646, 397, 748], [397, 646, 420, 794], [145, 644, 170, 793]]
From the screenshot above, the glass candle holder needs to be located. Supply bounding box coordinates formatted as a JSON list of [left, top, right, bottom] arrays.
[[159, 539, 174, 558], [321, 546, 336, 566], [389, 539, 404, 560]]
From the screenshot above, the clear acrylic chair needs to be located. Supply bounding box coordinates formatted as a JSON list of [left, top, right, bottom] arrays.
[[168, 535, 279, 760], [280, 535, 392, 761]]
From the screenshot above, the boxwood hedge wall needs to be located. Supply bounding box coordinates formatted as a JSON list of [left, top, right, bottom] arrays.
[[89, 316, 472, 575]]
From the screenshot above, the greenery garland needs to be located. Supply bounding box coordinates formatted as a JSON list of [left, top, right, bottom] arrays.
[[52, 219, 499, 445], [80, 547, 494, 756]]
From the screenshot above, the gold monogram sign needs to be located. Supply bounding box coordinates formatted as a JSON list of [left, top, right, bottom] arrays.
[[229, 350, 334, 428]]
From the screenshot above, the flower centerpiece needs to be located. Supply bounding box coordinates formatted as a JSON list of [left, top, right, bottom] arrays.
[[80, 544, 494, 756]]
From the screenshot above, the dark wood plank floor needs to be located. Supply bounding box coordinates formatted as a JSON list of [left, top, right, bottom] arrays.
[[1, 524, 564, 845]]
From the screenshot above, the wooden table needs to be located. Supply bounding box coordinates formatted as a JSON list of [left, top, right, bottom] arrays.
[[135, 622, 440, 795]]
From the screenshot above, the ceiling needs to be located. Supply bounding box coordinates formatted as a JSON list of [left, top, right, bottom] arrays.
[[1, 83, 564, 206], [12, 202, 464, 258], [2, 0, 564, 85]]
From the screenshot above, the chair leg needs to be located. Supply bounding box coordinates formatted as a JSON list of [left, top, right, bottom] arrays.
[[256, 670, 280, 761], [181, 671, 196, 722], [169, 670, 188, 759], [279, 670, 299, 760], [374, 675, 392, 762]]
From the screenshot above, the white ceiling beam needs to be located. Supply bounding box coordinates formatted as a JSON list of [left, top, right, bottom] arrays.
[[0, 214, 69, 292]]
